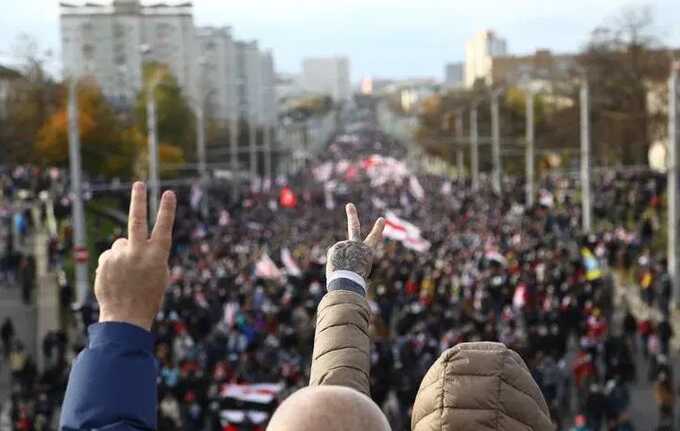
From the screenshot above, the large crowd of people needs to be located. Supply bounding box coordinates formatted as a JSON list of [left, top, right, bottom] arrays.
[[0, 127, 678, 430]]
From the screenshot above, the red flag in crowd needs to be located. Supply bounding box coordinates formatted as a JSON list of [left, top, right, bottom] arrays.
[[279, 187, 297, 208]]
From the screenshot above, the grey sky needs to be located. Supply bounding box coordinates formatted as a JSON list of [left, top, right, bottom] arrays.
[[1, 0, 678, 81]]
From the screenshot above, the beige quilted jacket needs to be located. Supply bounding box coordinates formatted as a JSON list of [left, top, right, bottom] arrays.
[[309, 291, 553, 430]]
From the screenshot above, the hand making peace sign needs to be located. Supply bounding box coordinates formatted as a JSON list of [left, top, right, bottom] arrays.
[[95, 182, 176, 331], [326, 203, 385, 280]]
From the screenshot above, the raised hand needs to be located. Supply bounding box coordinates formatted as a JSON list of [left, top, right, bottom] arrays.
[[95, 182, 176, 331], [326, 203, 385, 279]]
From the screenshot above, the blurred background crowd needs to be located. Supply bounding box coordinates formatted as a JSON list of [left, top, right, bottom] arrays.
[[0, 127, 678, 431]]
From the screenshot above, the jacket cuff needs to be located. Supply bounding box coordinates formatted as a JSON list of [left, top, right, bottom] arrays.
[[327, 270, 367, 296], [88, 322, 155, 353]]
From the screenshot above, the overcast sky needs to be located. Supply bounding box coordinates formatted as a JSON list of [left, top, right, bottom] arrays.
[[1, 0, 679, 81]]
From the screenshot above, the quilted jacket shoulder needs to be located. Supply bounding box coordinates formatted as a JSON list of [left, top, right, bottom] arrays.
[[411, 342, 554, 431]]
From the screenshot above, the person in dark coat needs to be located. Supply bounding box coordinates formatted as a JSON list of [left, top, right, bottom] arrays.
[[1, 317, 14, 358]]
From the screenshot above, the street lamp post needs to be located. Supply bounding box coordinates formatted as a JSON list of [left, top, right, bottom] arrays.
[[491, 89, 502, 195], [525, 90, 535, 207], [146, 84, 160, 222], [455, 109, 465, 179], [196, 58, 208, 216], [580, 81, 592, 233], [249, 111, 258, 185], [141, 44, 160, 222], [668, 61, 680, 309], [67, 78, 90, 306], [470, 105, 479, 191]]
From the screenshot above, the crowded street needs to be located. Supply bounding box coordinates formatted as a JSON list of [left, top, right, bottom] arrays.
[[1, 122, 678, 430]]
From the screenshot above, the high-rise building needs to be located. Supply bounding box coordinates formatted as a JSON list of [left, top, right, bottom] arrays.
[[444, 63, 463, 89], [302, 57, 351, 102], [260, 51, 277, 128], [236, 41, 262, 124], [196, 26, 238, 123], [464, 30, 507, 88], [60, 0, 196, 105]]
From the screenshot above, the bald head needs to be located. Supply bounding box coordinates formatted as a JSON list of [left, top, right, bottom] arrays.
[[268, 386, 390, 431]]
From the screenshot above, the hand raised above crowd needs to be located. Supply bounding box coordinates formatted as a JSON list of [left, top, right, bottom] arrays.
[[95, 182, 176, 331], [326, 203, 385, 280]]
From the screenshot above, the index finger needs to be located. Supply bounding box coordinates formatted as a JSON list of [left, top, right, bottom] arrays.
[[346, 203, 361, 241], [151, 190, 176, 251], [128, 182, 149, 244]]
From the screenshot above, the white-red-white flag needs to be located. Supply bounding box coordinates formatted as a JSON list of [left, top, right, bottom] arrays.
[[281, 248, 302, 277], [383, 212, 431, 252], [220, 383, 284, 404], [255, 253, 283, 280]]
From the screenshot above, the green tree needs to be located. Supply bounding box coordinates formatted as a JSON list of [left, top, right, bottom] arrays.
[[135, 63, 196, 161]]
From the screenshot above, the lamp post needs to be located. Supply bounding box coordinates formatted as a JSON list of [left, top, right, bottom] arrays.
[[196, 57, 208, 216], [491, 89, 503, 195], [580, 80, 592, 233], [470, 105, 479, 191], [668, 61, 680, 308], [66, 77, 89, 306], [141, 44, 160, 222], [525, 90, 535, 207]]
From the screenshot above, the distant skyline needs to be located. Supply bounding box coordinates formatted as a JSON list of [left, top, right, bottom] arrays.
[[1, 0, 679, 82]]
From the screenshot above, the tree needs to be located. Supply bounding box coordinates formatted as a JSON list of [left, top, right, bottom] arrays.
[[415, 86, 554, 176], [36, 81, 137, 178], [135, 63, 196, 161], [1, 35, 61, 164], [580, 6, 670, 165]]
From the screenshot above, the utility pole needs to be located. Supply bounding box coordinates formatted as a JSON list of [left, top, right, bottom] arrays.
[[668, 61, 680, 309], [249, 114, 258, 185], [580, 81, 592, 233], [491, 90, 502, 195], [146, 84, 160, 222], [229, 113, 239, 201], [196, 102, 208, 216], [264, 124, 272, 188], [196, 59, 208, 217], [455, 109, 465, 179], [67, 79, 90, 306], [525, 90, 535, 207], [470, 106, 479, 191]]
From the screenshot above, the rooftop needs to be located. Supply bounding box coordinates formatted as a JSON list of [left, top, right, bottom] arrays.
[[59, 1, 193, 16]]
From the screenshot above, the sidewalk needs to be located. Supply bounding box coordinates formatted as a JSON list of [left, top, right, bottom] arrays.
[[613, 272, 680, 353]]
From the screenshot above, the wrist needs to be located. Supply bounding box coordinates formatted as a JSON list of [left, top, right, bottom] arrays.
[[327, 270, 367, 296]]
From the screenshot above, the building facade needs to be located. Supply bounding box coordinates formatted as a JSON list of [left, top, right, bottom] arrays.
[[60, 0, 277, 126], [60, 0, 196, 105], [196, 26, 238, 123], [302, 57, 351, 102], [260, 51, 277, 128], [444, 62, 463, 89], [464, 30, 507, 88]]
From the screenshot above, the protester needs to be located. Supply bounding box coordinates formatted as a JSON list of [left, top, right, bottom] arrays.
[[1, 127, 677, 430]]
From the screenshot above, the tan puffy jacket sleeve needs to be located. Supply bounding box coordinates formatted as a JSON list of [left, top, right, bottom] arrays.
[[309, 290, 371, 396]]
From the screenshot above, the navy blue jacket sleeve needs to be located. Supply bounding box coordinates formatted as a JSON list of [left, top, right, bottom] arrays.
[[59, 322, 158, 431]]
